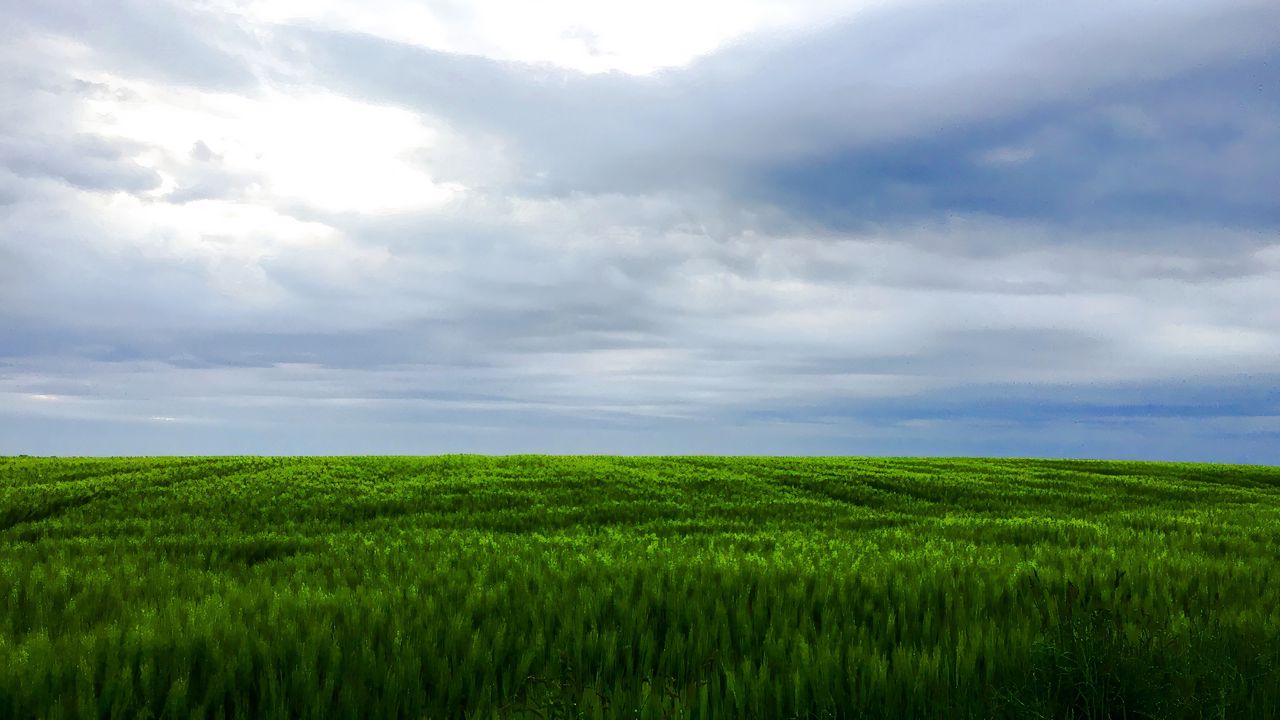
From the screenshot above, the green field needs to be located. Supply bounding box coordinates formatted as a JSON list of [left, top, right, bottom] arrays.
[[2, 456, 1279, 719]]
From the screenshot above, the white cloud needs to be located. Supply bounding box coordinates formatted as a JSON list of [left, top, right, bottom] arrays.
[[76, 74, 465, 213]]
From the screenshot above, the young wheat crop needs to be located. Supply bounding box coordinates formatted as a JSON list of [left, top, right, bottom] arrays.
[[1, 456, 1278, 718]]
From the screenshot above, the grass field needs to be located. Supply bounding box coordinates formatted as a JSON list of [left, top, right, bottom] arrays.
[[2, 456, 1279, 719]]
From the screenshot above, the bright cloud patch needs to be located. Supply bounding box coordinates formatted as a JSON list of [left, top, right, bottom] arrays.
[[76, 76, 464, 213]]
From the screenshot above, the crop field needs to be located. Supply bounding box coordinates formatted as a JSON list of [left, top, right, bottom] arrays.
[[2, 456, 1279, 719]]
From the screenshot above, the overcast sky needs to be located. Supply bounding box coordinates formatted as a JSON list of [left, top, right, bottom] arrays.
[[2, 0, 1278, 460]]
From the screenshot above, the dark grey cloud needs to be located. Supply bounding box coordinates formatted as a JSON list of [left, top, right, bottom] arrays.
[[5, 363, 1278, 461], [759, 53, 1280, 231], [748, 374, 1280, 446]]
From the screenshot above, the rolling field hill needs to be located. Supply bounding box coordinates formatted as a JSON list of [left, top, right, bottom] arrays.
[[2, 456, 1278, 718]]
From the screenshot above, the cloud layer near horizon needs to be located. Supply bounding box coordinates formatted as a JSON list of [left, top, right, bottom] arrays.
[[3, 0, 1279, 460]]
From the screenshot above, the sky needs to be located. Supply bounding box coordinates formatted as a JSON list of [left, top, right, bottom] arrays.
[[2, 0, 1278, 461]]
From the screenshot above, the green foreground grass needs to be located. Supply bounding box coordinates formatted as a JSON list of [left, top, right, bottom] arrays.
[[2, 456, 1279, 719]]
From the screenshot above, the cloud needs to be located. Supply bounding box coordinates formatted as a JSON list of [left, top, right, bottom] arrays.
[[7, 0, 261, 89], [291, 0, 1280, 201], [759, 53, 1280, 230], [0, 134, 162, 193], [227, 0, 867, 75], [1, 0, 1278, 460]]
